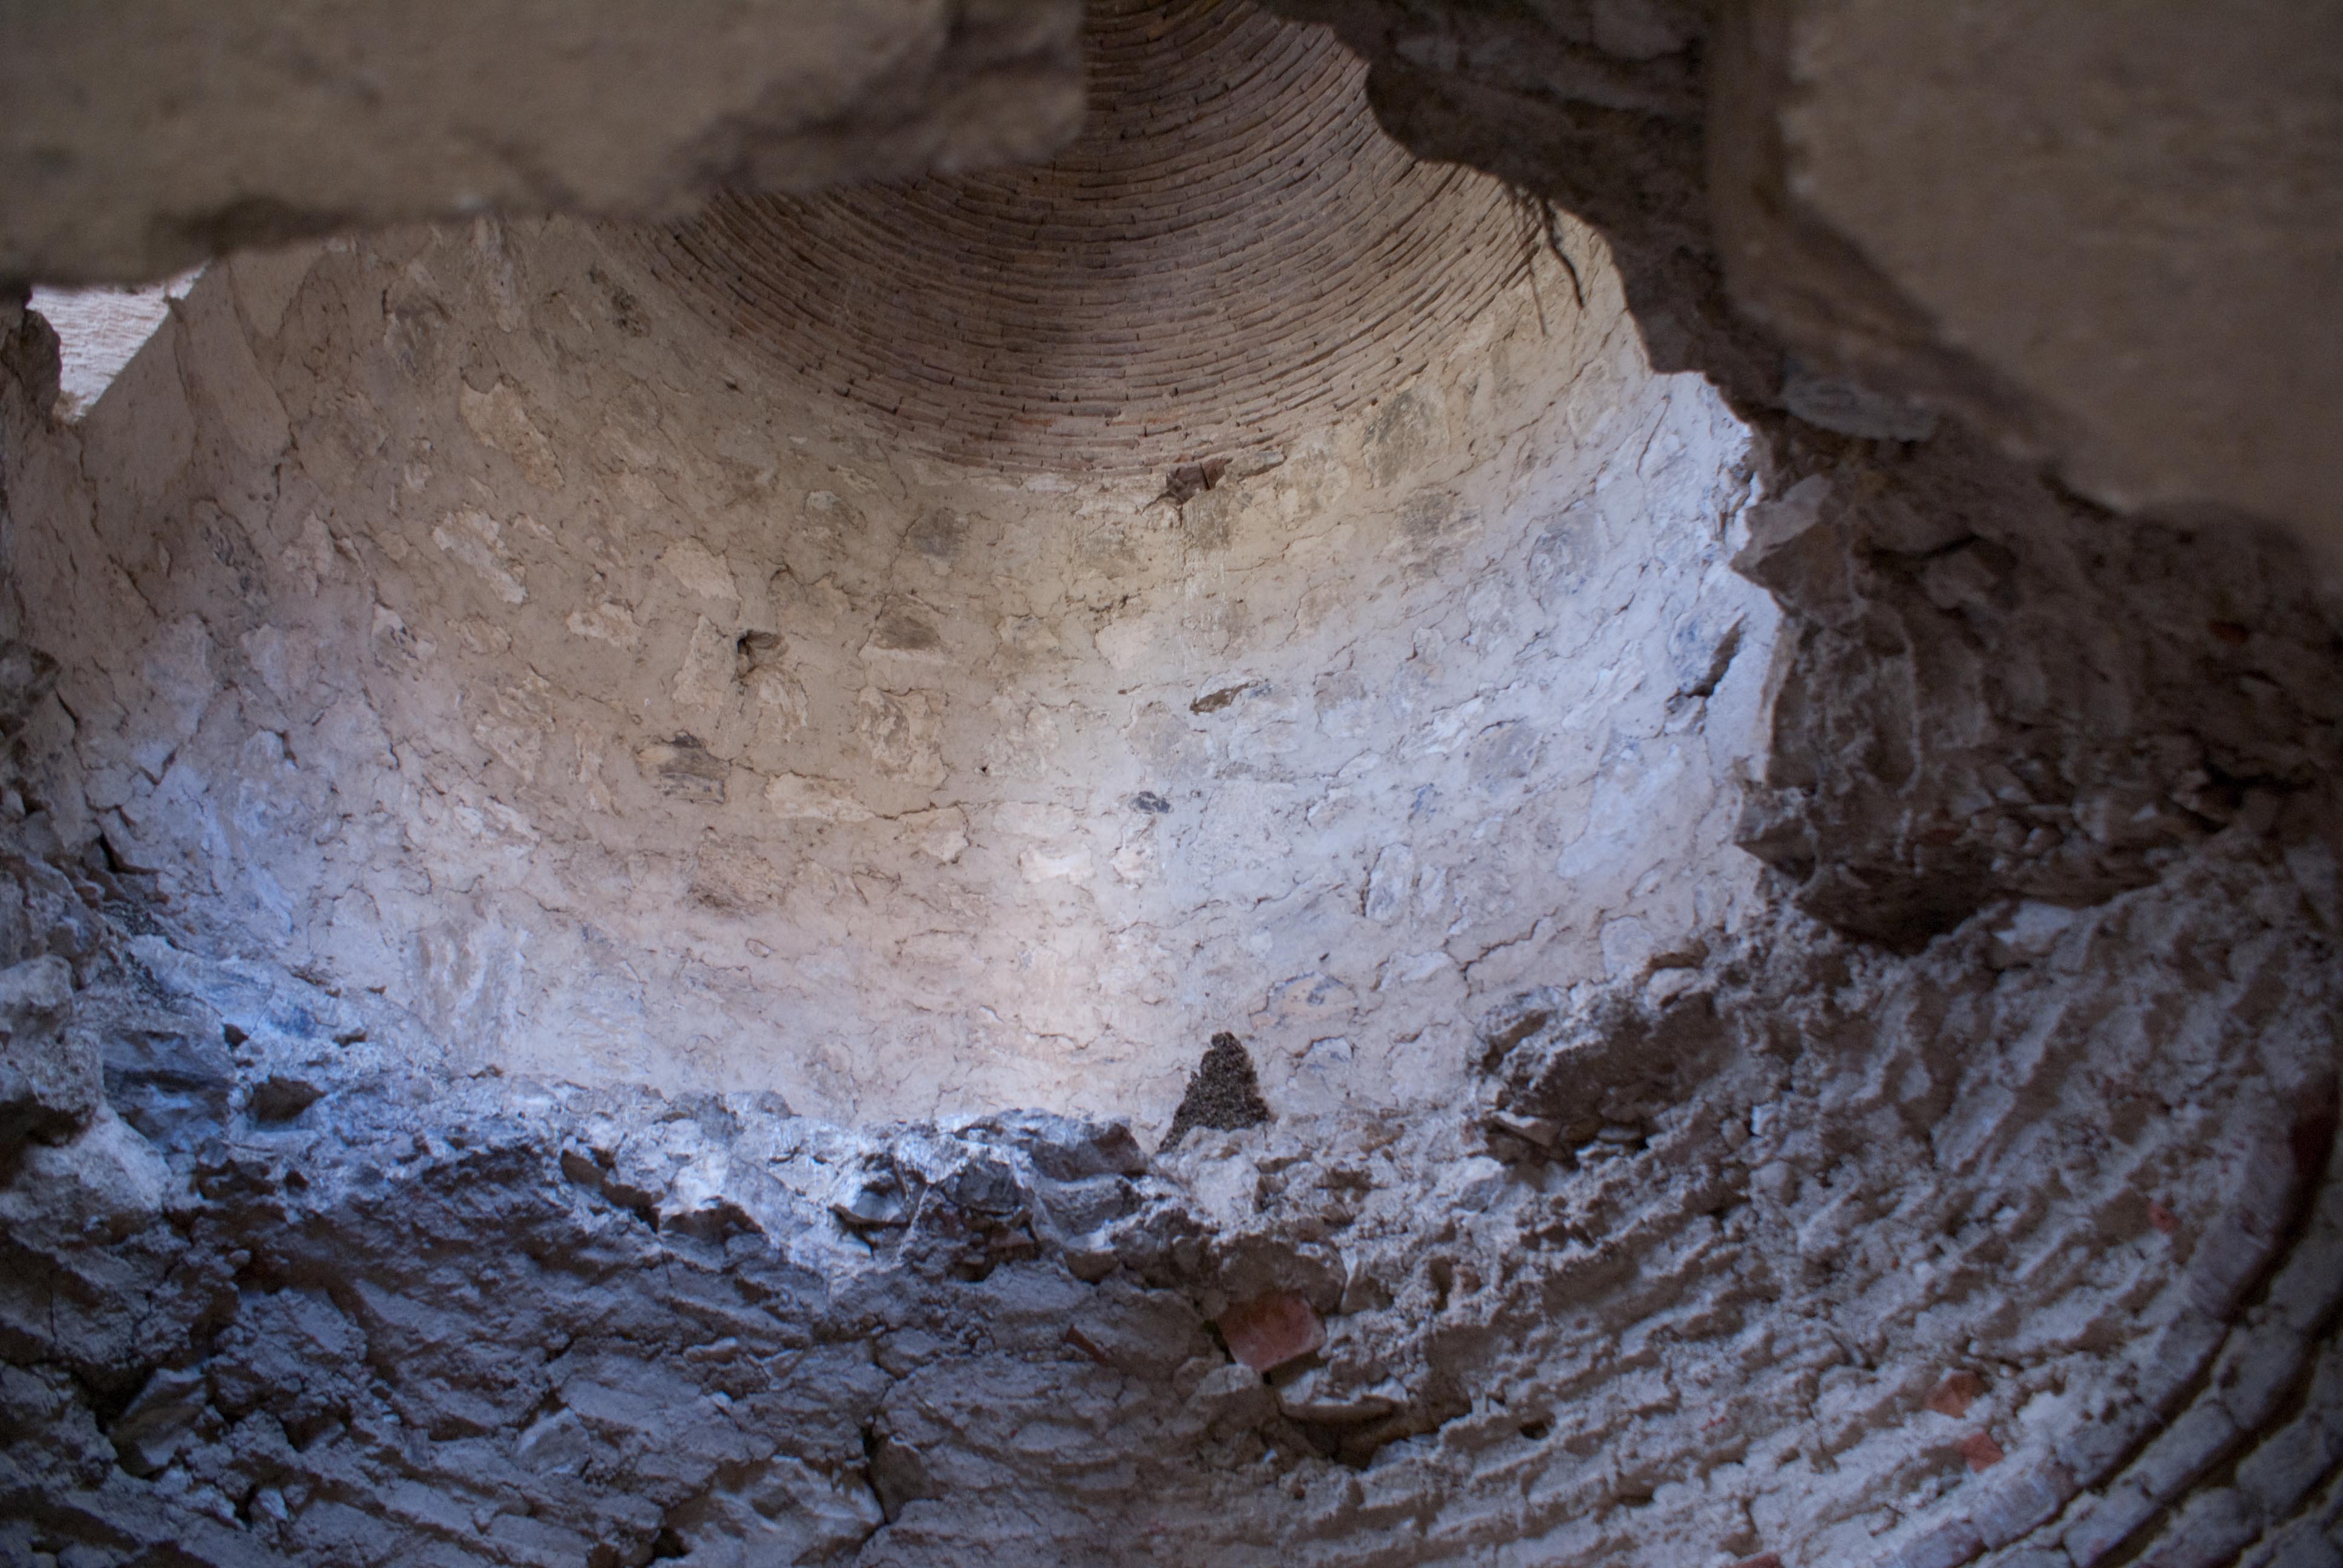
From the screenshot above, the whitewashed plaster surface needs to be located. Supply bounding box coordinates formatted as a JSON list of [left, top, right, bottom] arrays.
[[7, 215, 1771, 1128]]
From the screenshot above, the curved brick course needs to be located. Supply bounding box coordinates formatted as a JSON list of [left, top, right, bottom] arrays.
[[632, 0, 1532, 473]]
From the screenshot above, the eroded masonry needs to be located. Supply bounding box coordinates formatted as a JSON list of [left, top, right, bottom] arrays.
[[2, 1, 2339, 1566]]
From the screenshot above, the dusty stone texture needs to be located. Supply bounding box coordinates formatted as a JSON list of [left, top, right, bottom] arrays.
[[0, 203, 1777, 1128], [0, 779, 2336, 1566], [1266, 0, 2343, 558], [5, 221, 2343, 1564], [1731, 433, 2343, 949], [0, 0, 1085, 286], [2, 6, 2341, 1557], [1707, 0, 2343, 547]]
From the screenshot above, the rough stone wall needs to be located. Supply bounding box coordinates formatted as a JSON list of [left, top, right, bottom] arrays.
[[0, 714, 2336, 1568], [1706, 0, 2343, 543], [1267, 0, 2343, 558], [5, 261, 2342, 1564], [1, 0, 1087, 286], [0, 209, 1772, 1128], [2, 2, 2340, 1562], [1731, 431, 2343, 950]]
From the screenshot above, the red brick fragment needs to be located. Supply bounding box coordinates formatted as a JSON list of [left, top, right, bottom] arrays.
[[1733, 1555, 1784, 1568], [1217, 1292, 1325, 1372], [2208, 620, 2250, 645], [1958, 1432, 2004, 1472], [2147, 1197, 2180, 1235], [1927, 1371, 1984, 1417], [1063, 1325, 1114, 1368]]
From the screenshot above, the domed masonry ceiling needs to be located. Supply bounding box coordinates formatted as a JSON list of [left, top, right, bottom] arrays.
[[636, 0, 1538, 472], [3, 6, 2342, 1566], [4, 0, 1771, 1128]]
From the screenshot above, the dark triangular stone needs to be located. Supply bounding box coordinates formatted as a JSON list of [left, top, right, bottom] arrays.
[[1159, 1031, 1271, 1153]]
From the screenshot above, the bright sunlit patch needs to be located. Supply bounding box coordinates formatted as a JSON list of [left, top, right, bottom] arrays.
[[30, 269, 201, 420]]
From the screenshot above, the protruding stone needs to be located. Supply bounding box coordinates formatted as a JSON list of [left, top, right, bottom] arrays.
[[0, 955, 97, 1163], [963, 1109, 1148, 1180], [109, 1364, 208, 1477], [867, 1437, 935, 1523], [832, 1180, 909, 1230], [1188, 1361, 1276, 1435], [1487, 1111, 1561, 1148], [1274, 1366, 1400, 1425]]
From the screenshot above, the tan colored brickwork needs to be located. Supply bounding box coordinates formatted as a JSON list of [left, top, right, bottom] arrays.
[[635, 0, 1532, 473]]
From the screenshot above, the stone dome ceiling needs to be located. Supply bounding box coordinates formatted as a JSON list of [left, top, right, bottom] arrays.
[[7, 4, 2343, 1565], [635, 0, 1530, 472]]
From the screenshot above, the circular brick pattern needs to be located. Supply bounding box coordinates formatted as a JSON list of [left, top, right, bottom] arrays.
[[632, 0, 1531, 473]]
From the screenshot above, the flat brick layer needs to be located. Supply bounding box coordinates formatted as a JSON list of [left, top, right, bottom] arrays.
[[634, 0, 1530, 474]]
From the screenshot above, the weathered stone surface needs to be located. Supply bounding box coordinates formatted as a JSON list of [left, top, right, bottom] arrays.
[[0, 7, 2338, 1564], [0, 954, 99, 1165], [960, 1109, 1149, 1181], [1, 0, 1085, 284], [1925, 1371, 1982, 1419], [0, 188, 1770, 1127], [0, 781, 2330, 1562], [1268, 0, 2343, 557], [1728, 440, 2342, 947], [0, 451, 2335, 1552], [1708, 0, 2343, 552]]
